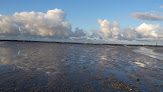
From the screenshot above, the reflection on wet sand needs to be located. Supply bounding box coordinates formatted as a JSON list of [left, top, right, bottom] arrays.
[[0, 47, 19, 65], [0, 42, 162, 91], [135, 47, 163, 60]]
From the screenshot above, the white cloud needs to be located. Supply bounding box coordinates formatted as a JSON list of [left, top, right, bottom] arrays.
[[112, 21, 120, 39], [122, 27, 139, 39], [0, 16, 20, 35], [0, 9, 162, 44], [131, 13, 163, 21], [0, 9, 71, 38], [96, 19, 161, 40], [97, 19, 112, 38], [97, 19, 120, 39], [136, 23, 160, 37]]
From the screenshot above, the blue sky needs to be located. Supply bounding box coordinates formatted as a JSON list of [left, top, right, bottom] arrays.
[[0, 0, 162, 31], [0, 0, 163, 45]]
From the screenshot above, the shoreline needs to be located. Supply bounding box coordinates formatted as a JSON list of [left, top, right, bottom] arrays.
[[0, 39, 163, 47]]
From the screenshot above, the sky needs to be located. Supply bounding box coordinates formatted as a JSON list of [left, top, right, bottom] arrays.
[[0, 0, 163, 45]]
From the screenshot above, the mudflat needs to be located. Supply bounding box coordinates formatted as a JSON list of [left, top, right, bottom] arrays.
[[0, 42, 162, 92]]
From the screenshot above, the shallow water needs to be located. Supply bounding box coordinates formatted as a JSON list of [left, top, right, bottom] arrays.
[[134, 47, 163, 61], [0, 42, 163, 92]]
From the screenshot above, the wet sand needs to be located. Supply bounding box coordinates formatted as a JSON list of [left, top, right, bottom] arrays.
[[0, 42, 163, 92], [152, 47, 163, 54]]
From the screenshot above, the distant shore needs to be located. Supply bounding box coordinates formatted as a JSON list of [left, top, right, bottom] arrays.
[[0, 39, 163, 47]]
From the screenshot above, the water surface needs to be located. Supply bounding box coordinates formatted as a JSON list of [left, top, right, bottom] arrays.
[[0, 42, 162, 92]]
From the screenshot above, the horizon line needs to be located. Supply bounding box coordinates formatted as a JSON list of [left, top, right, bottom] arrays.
[[0, 39, 162, 47]]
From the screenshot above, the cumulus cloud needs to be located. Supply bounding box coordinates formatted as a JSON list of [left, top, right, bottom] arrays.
[[131, 13, 163, 21], [0, 9, 162, 44], [136, 23, 160, 37], [121, 27, 139, 39], [0, 16, 20, 36], [90, 29, 103, 39], [72, 27, 88, 37], [0, 9, 71, 38], [97, 19, 111, 38], [97, 19, 120, 39], [96, 19, 161, 40]]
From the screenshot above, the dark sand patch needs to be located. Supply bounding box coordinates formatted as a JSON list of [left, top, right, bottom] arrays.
[[100, 79, 133, 91], [153, 48, 163, 54]]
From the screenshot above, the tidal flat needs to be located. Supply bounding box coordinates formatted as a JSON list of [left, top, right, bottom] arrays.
[[0, 42, 162, 92]]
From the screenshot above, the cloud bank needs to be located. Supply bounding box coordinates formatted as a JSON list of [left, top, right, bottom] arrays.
[[0, 9, 162, 45], [97, 19, 161, 39], [0, 9, 72, 38]]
